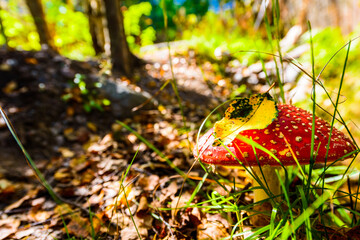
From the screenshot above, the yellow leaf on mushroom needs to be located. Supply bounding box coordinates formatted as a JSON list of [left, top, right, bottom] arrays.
[[214, 93, 278, 145]]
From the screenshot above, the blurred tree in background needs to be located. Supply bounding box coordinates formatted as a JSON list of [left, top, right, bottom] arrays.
[[103, 0, 136, 76], [24, 0, 58, 52], [85, 0, 105, 55], [0, 0, 359, 76]]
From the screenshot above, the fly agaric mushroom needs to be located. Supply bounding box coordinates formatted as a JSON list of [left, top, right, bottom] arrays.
[[194, 103, 356, 216]]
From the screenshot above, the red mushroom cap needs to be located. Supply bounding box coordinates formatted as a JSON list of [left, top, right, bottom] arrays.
[[194, 104, 356, 166]]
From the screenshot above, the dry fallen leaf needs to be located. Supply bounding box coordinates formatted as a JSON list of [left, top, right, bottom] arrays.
[[28, 208, 53, 222], [87, 121, 97, 132], [69, 156, 89, 172], [2, 81, 17, 94], [5, 188, 39, 211], [137, 174, 159, 191], [81, 168, 95, 184], [160, 181, 178, 203], [197, 219, 229, 240], [136, 195, 149, 217], [171, 191, 191, 219], [64, 128, 78, 141], [214, 93, 278, 145], [0, 218, 21, 240], [121, 226, 141, 240], [58, 147, 75, 158], [14, 228, 36, 239], [66, 216, 91, 239], [54, 168, 72, 182], [85, 189, 104, 207], [24, 57, 38, 64], [0, 179, 15, 197], [87, 134, 114, 153], [121, 224, 149, 240]]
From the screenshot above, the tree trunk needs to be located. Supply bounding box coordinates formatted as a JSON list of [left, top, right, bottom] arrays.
[[24, 0, 57, 52], [0, 6, 9, 49], [103, 0, 134, 77], [86, 0, 105, 55]]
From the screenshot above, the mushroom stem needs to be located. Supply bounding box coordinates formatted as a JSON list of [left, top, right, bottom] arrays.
[[251, 165, 281, 203]]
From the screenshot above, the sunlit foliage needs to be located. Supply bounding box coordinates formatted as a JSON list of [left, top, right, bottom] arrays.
[[0, 0, 156, 60], [123, 2, 156, 52], [0, 1, 40, 50], [45, 0, 95, 59], [182, 10, 270, 65]]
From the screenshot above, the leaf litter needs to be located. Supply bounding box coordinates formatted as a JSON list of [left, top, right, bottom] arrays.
[[0, 46, 358, 239]]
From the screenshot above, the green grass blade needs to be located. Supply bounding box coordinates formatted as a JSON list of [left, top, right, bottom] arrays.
[[353, 173, 360, 225], [61, 214, 72, 239], [269, 204, 278, 236], [0, 107, 62, 204], [117, 120, 192, 184], [305, 21, 317, 201], [160, 0, 187, 130], [322, 40, 351, 174], [266, 218, 284, 240], [263, 3, 285, 102], [120, 149, 142, 240], [244, 225, 271, 240], [222, 225, 270, 239], [89, 207, 96, 239], [150, 212, 175, 238], [298, 186, 312, 240], [277, 169, 295, 228], [272, 0, 285, 102], [186, 172, 208, 207], [281, 190, 331, 239]]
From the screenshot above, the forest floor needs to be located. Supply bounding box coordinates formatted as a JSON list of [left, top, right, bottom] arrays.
[[0, 47, 249, 240], [0, 47, 357, 239]]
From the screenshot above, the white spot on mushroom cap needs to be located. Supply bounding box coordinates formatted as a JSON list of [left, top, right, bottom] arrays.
[[196, 104, 355, 167]]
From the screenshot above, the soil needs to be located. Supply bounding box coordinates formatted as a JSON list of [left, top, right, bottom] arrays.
[[0, 47, 357, 239], [0, 47, 232, 239]]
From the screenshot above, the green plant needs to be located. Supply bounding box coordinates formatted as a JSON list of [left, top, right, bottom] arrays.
[[123, 2, 156, 52], [0, 0, 156, 59], [45, 0, 95, 59], [62, 73, 111, 113], [0, 2, 40, 50], [182, 10, 270, 64], [190, 3, 360, 238], [0, 0, 94, 59]]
